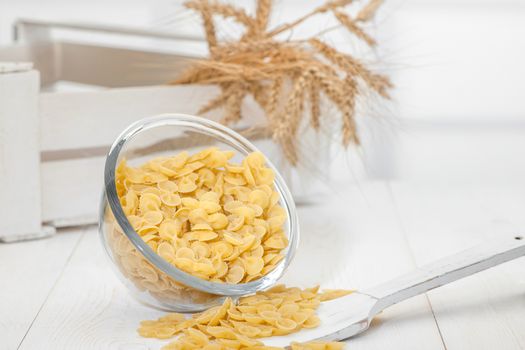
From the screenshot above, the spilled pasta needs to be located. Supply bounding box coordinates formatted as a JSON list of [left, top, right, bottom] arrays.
[[139, 284, 353, 349]]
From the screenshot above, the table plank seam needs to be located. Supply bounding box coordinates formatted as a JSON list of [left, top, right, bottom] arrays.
[[16, 228, 88, 350], [386, 181, 448, 349], [424, 294, 449, 350]]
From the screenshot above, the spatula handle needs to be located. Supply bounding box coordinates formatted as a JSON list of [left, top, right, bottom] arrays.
[[363, 235, 525, 315]]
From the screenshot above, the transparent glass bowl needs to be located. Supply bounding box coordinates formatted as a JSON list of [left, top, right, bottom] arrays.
[[99, 114, 299, 312]]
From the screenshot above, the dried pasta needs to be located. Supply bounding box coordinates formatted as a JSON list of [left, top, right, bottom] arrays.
[[107, 148, 352, 349], [138, 285, 352, 350], [115, 148, 288, 284]]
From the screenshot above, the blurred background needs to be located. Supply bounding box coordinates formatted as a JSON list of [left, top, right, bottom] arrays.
[[1, 0, 524, 184], [1, 0, 525, 241]]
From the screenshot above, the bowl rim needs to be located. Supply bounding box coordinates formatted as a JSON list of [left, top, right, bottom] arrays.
[[102, 113, 300, 296]]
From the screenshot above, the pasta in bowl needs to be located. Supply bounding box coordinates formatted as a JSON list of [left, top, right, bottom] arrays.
[[99, 114, 299, 312]]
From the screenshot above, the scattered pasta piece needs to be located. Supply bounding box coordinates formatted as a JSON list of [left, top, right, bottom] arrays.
[[319, 289, 355, 302], [138, 285, 353, 350], [290, 341, 345, 350]]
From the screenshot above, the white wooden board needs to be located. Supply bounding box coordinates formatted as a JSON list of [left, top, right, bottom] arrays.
[[390, 183, 525, 350], [0, 69, 47, 241], [5, 181, 525, 349], [39, 85, 220, 153], [17, 183, 444, 349], [17, 228, 163, 350], [0, 228, 83, 350], [280, 182, 444, 349]]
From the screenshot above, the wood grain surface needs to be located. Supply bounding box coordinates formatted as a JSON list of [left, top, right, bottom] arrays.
[[2, 181, 524, 349]]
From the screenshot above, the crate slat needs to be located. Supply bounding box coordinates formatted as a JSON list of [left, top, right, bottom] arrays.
[[39, 85, 222, 152], [0, 69, 55, 241]]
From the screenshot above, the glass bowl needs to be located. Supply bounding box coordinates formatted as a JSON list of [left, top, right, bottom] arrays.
[[99, 113, 299, 312]]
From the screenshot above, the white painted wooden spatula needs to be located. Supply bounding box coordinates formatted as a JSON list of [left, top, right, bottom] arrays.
[[265, 234, 525, 346]]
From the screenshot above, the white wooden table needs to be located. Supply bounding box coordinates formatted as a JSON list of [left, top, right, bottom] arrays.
[[2, 181, 525, 350]]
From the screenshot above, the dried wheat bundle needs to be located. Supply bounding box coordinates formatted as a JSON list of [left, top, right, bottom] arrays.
[[172, 0, 392, 164]]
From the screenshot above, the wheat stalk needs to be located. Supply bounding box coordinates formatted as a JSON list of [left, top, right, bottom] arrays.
[[198, 82, 232, 114], [266, 76, 283, 129], [187, 0, 218, 49], [356, 0, 384, 22], [333, 11, 376, 46], [172, 0, 392, 165], [309, 38, 392, 98], [309, 77, 321, 129], [267, 0, 353, 37], [185, 0, 255, 28], [222, 82, 246, 124], [254, 0, 272, 33], [341, 77, 359, 146]]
